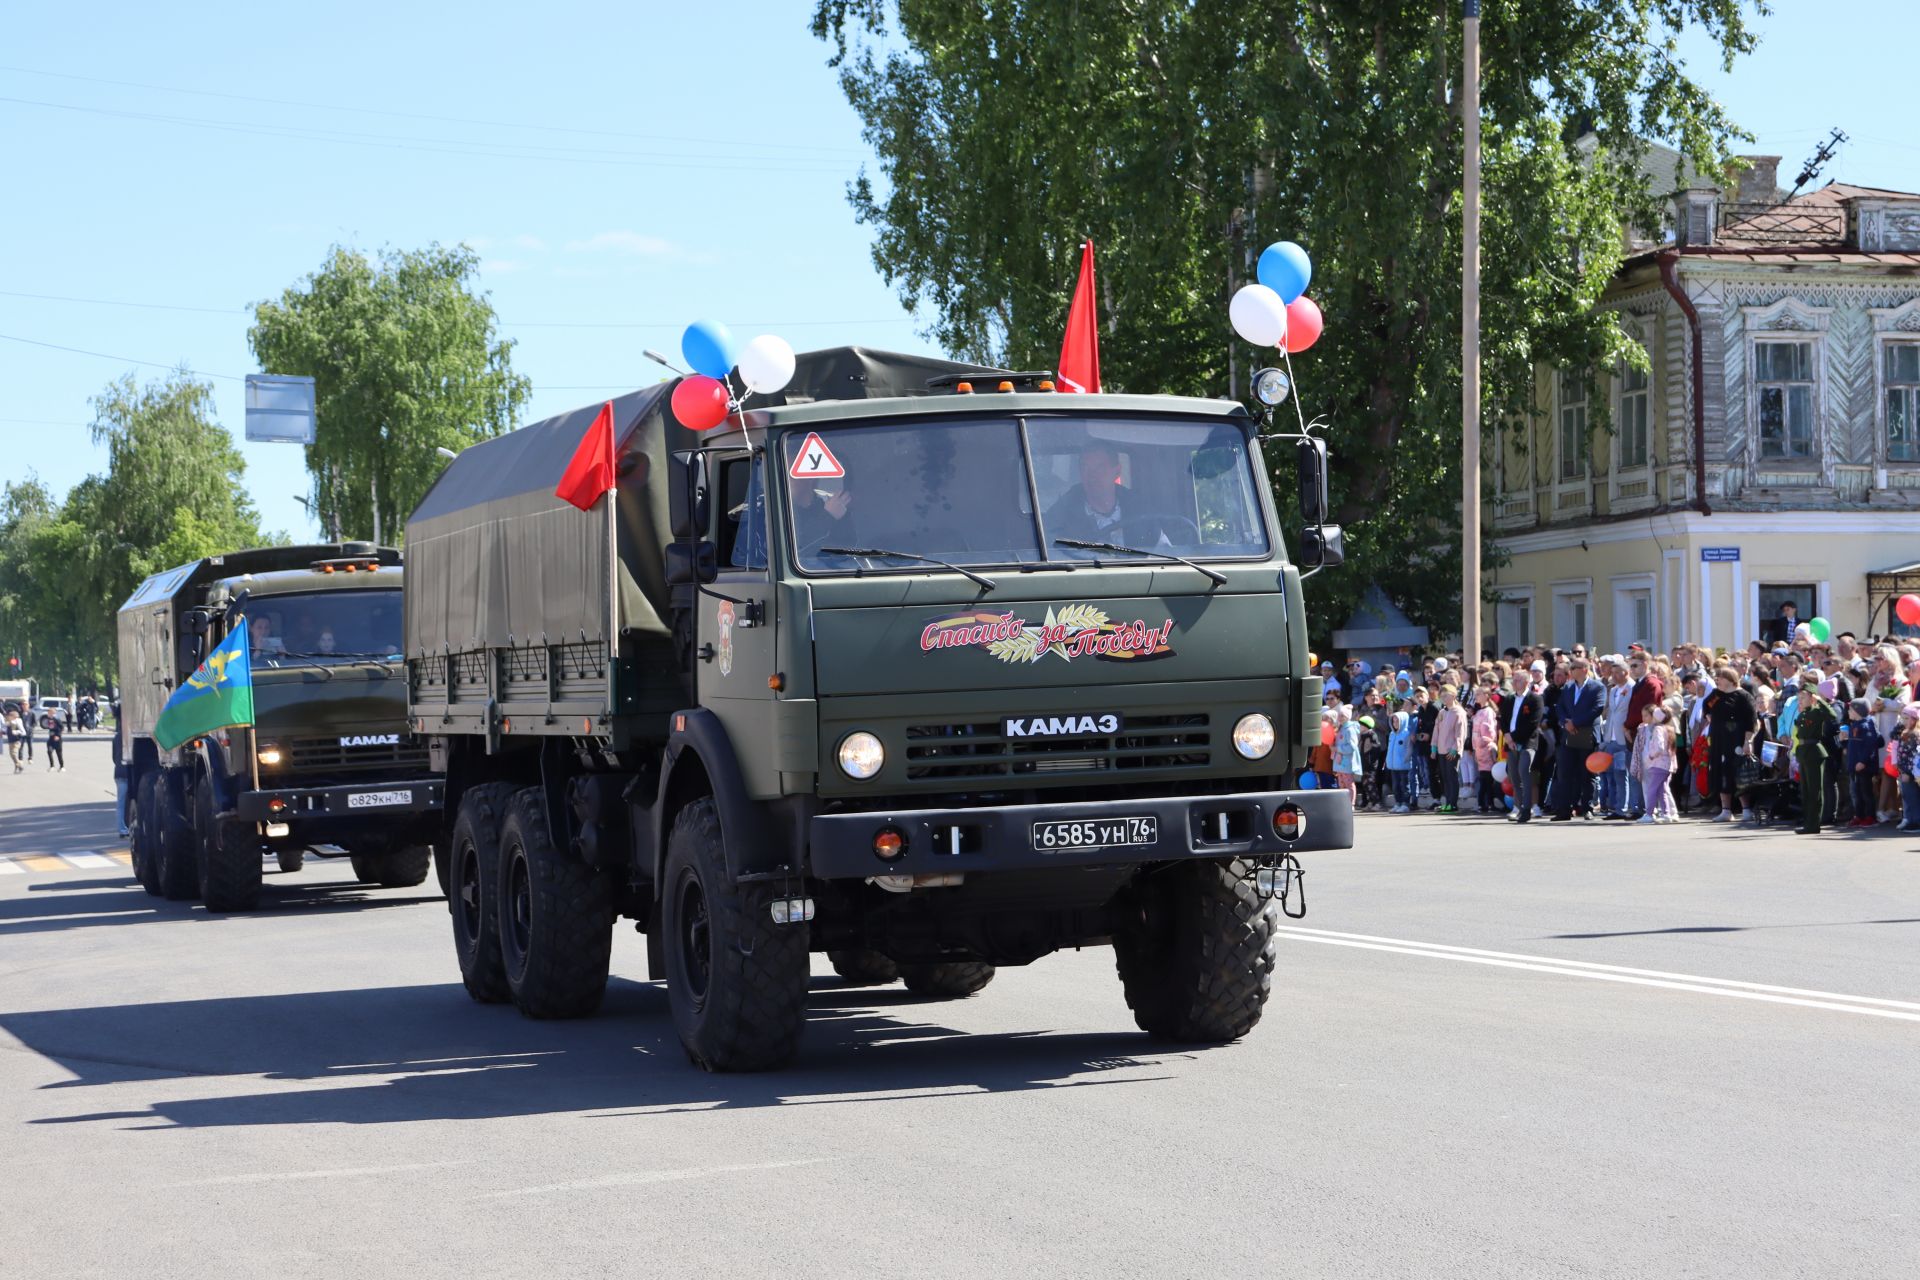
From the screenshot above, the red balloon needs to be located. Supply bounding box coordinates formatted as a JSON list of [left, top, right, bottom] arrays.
[[1898, 594, 1920, 627], [1281, 296, 1323, 353], [670, 375, 731, 431]]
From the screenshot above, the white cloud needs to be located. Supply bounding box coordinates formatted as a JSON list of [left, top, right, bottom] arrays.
[[565, 230, 679, 257], [512, 234, 548, 252], [479, 259, 526, 274]]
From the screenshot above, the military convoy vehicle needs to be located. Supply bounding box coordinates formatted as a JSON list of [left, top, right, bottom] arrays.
[[118, 544, 444, 910], [406, 347, 1351, 1071]]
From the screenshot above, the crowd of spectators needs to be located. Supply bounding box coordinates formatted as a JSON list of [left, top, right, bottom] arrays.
[[1308, 621, 1920, 834]]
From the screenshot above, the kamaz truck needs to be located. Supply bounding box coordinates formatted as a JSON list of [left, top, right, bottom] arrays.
[[406, 347, 1352, 1071], [118, 543, 444, 910]]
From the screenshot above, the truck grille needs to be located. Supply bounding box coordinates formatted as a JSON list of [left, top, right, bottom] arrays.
[[904, 714, 1210, 781], [283, 735, 430, 774]]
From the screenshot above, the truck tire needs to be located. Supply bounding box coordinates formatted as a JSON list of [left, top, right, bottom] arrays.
[[496, 788, 613, 1019], [432, 845, 450, 898], [663, 798, 807, 1071], [155, 771, 200, 902], [131, 772, 163, 897], [350, 846, 432, 889], [1113, 859, 1275, 1042], [449, 783, 518, 1004], [276, 847, 305, 874], [828, 949, 899, 986], [899, 962, 995, 999], [196, 779, 262, 912]]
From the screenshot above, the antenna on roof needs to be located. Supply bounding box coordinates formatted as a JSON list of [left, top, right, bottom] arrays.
[[1787, 128, 1848, 199]]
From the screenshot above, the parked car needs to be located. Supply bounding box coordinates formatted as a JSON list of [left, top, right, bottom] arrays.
[[35, 697, 71, 730]]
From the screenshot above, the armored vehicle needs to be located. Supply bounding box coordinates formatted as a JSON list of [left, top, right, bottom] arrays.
[[407, 348, 1352, 1071], [118, 543, 444, 910]]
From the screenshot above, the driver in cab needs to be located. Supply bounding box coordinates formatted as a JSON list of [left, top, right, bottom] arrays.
[[1045, 443, 1131, 543]]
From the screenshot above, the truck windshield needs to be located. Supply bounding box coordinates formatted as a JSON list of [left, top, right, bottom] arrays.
[[244, 590, 404, 665], [783, 416, 1268, 573]]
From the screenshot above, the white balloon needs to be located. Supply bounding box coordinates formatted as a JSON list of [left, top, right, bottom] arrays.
[[738, 334, 797, 394], [1229, 284, 1289, 347]]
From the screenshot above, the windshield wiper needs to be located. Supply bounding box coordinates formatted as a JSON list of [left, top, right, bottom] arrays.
[[820, 546, 998, 591], [1053, 538, 1228, 587], [256, 651, 333, 681]]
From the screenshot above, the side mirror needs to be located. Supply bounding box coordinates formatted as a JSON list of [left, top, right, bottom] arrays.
[[664, 541, 718, 586], [178, 633, 206, 671], [1300, 523, 1345, 570], [1296, 437, 1330, 526], [668, 451, 711, 539], [184, 609, 211, 637]]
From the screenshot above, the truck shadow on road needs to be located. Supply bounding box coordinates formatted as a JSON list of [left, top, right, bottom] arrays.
[[0, 801, 121, 857], [3, 977, 1187, 1129], [0, 879, 443, 937]]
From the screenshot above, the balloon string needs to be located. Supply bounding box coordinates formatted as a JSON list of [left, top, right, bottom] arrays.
[[1279, 343, 1309, 436]]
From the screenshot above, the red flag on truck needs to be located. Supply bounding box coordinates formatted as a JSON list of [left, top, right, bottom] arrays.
[[1057, 240, 1101, 394], [554, 401, 617, 510]]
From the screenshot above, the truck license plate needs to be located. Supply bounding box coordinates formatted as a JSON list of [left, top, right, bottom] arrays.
[[1031, 815, 1158, 851], [346, 790, 413, 809]]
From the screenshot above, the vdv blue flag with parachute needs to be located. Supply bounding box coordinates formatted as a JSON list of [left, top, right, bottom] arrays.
[[154, 617, 255, 752]]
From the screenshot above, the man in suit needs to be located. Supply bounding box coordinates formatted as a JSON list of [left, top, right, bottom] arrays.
[[1045, 443, 1133, 543], [1552, 655, 1605, 820], [1764, 600, 1800, 646], [1502, 667, 1545, 823]]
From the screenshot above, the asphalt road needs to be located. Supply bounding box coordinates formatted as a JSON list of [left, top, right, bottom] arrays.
[[3, 740, 1916, 1278]]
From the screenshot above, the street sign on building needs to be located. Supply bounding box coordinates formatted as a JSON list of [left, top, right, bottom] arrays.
[[1700, 546, 1741, 562], [244, 374, 316, 444]]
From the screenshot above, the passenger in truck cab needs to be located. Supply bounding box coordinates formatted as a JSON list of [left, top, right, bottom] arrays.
[[1045, 442, 1132, 542], [789, 473, 857, 554], [250, 613, 286, 655]]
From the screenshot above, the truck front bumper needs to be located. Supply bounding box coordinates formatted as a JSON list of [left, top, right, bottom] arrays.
[[235, 779, 445, 822], [807, 787, 1351, 880]]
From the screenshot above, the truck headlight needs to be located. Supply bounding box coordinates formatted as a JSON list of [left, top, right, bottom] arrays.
[[836, 731, 885, 780], [257, 744, 284, 767], [1231, 713, 1276, 760]]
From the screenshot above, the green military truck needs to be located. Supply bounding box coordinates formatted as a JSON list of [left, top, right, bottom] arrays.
[[407, 347, 1351, 1071], [118, 543, 445, 910]]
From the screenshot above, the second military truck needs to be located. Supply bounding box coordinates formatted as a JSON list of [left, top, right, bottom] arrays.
[[407, 347, 1352, 1071], [118, 543, 445, 910]]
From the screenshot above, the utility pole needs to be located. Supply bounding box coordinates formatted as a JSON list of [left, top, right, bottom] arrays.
[[1460, 0, 1483, 662]]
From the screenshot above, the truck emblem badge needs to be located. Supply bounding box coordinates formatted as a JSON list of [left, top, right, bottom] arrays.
[[716, 600, 735, 676], [339, 733, 400, 747], [919, 603, 1175, 664], [1005, 713, 1121, 738], [788, 432, 845, 479]]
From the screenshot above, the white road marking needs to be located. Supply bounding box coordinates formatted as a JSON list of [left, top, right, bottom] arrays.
[[160, 1162, 465, 1188], [1275, 925, 1920, 1024], [61, 853, 115, 869], [482, 1157, 832, 1198], [0, 860, 21, 875]]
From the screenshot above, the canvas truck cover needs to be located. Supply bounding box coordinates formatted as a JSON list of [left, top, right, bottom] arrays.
[[403, 348, 1013, 662]]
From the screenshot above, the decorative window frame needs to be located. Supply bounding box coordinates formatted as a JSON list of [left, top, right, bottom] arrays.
[[1740, 297, 1831, 483], [1608, 326, 1656, 512], [1552, 367, 1593, 517], [1609, 572, 1658, 654], [1550, 577, 1594, 649], [1495, 584, 1536, 651], [1492, 411, 1536, 529], [1868, 299, 1920, 480]]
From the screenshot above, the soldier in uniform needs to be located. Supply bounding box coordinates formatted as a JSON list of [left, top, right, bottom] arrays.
[[1793, 678, 1840, 835]]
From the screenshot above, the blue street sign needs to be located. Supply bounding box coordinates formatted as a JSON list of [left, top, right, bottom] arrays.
[[1700, 547, 1741, 562]]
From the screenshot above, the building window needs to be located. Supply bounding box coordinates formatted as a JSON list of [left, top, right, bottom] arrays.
[[1617, 361, 1650, 469], [1558, 369, 1588, 480], [1888, 341, 1920, 463], [1755, 340, 1815, 459]]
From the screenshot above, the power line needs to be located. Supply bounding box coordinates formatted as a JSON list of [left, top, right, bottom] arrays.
[[0, 332, 245, 380], [0, 64, 861, 156]]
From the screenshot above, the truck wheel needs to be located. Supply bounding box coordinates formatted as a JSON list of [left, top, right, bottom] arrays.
[[276, 847, 305, 874], [1113, 859, 1275, 1042], [663, 797, 807, 1071], [899, 962, 995, 999], [449, 783, 518, 1004], [196, 779, 262, 912], [350, 846, 432, 888], [828, 949, 899, 986], [496, 788, 613, 1019], [130, 773, 163, 897], [155, 771, 200, 902], [432, 845, 450, 898]]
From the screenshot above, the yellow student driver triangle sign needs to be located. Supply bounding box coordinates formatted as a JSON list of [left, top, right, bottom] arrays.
[[788, 432, 845, 479]]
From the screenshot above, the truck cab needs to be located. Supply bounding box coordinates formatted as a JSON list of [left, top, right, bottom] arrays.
[[118, 543, 444, 910]]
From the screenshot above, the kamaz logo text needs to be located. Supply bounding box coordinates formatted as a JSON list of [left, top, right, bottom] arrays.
[[339, 734, 400, 747], [1003, 713, 1120, 739]]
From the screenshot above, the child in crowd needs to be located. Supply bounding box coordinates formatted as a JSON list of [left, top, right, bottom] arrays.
[[1636, 705, 1679, 823], [1358, 714, 1386, 809], [1471, 686, 1501, 813], [1844, 699, 1884, 828], [1332, 706, 1361, 804], [1431, 685, 1468, 813], [1385, 711, 1414, 813], [1310, 709, 1337, 790], [1895, 704, 1920, 832]]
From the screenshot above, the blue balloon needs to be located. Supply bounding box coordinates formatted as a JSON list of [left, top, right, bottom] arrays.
[[1297, 770, 1320, 790], [681, 320, 737, 380], [1257, 241, 1313, 304]]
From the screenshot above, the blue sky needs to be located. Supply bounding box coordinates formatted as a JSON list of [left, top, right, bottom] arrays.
[[2, 2, 1913, 542]]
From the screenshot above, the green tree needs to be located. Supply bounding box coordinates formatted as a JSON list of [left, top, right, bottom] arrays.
[[248, 243, 532, 545], [814, 0, 1760, 638], [0, 478, 57, 683]]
